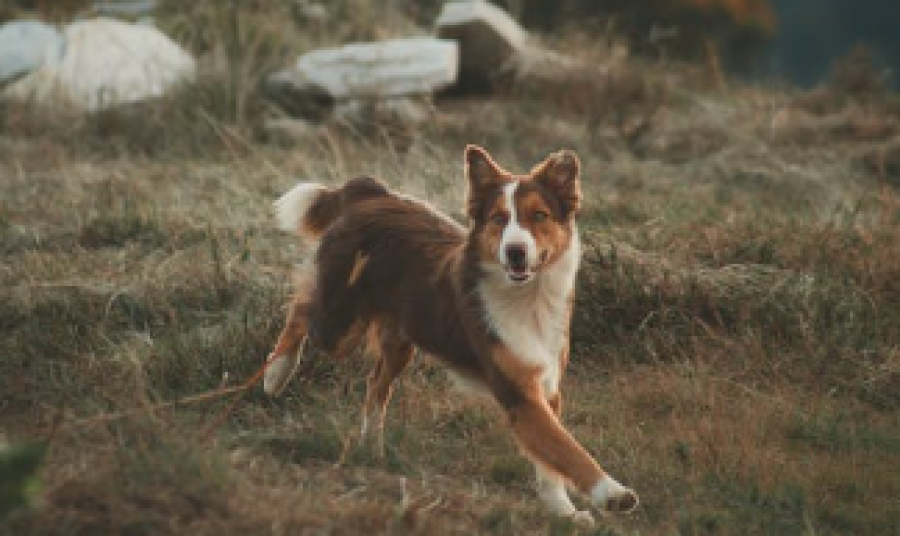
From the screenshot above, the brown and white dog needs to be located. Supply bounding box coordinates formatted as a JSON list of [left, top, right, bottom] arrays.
[[265, 145, 638, 521]]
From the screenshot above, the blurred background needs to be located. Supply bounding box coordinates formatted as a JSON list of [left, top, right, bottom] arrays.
[[480, 0, 900, 88], [6, 0, 899, 87], [1, 2, 898, 535]]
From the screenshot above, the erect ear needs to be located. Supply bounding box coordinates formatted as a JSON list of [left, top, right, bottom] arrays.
[[534, 150, 582, 218], [464, 144, 505, 219], [465, 144, 504, 188]]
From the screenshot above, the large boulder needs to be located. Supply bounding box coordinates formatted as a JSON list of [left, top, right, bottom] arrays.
[[0, 21, 63, 86], [4, 18, 195, 112], [267, 37, 458, 111], [436, 0, 527, 92]]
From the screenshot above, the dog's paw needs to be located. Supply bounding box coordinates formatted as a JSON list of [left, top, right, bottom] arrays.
[[262, 353, 299, 396], [591, 476, 639, 514], [602, 488, 638, 514], [568, 510, 595, 525]]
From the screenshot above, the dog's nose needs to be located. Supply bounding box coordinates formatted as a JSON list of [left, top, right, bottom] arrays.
[[505, 244, 528, 270]]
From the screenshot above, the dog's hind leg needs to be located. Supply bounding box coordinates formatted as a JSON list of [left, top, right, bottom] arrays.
[[265, 292, 311, 396], [360, 321, 415, 458]]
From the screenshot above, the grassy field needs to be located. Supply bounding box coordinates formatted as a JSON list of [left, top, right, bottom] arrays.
[[2, 2, 899, 534]]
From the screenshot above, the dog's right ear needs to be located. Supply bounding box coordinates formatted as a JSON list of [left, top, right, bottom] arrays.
[[464, 145, 504, 219], [465, 145, 503, 187]]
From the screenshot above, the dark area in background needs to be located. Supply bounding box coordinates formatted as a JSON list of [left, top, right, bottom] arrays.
[[499, 0, 772, 65], [761, 0, 900, 87], [495, 0, 900, 88]]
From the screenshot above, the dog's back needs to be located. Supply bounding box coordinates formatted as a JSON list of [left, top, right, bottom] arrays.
[[276, 178, 477, 364]]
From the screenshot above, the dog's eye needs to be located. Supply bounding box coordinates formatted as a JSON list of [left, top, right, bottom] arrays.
[[533, 211, 549, 223], [490, 213, 508, 226]]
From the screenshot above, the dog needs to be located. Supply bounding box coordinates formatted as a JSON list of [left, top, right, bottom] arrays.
[[264, 145, 638, 521]]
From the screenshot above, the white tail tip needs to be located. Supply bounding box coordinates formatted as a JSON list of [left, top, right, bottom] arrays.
[[274, 182, 327, 234]]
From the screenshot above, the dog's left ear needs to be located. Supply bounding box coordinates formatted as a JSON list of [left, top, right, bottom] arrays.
[[534, 150, 582, 219]]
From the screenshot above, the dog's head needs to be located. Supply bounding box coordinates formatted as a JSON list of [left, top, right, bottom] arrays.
[[464, 145, 582, 285]]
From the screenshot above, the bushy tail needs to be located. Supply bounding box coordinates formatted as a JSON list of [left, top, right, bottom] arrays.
[[274, 176, 389, 241]]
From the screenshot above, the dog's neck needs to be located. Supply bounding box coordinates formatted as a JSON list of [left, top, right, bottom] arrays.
[[477, 231, 580, 375]]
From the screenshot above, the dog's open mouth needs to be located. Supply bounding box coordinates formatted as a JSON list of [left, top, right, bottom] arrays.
[[506, 267, 534, 284]]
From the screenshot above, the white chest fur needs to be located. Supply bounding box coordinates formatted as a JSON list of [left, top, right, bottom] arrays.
[[479, 233, 580, 396]]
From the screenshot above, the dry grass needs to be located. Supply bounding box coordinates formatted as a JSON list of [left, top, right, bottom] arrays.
[[1, 2, 899, 535]]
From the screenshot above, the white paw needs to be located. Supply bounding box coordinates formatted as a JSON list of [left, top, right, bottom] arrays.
[[263, 353, 299, 396], [568, 509, 595, 525], [590, 475, 639, 514]]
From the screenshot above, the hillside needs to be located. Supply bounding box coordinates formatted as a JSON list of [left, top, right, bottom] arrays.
[[1, 2, 899, 534]]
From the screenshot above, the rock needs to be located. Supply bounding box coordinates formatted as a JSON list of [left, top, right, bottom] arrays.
[[4, 17, 195, 112], [0, 21, 64, 86], [266, 37, 456, 122], [92, 0, 160, 17], [436, 0, 527, 92], [277, 37, 458, 102]]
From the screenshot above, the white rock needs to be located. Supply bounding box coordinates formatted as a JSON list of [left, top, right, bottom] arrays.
[[0, 21, 64, 85], [290, 37, 458, 99], [436, 1, 526, 84], [4, 18, 195, 112], [436, 1, 526, 50]]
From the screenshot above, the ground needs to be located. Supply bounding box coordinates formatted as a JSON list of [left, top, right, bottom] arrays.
[[1, 3, 899, 535]]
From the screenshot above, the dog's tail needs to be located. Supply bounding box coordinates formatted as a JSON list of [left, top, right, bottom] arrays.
[[274, 176, 390, 242]]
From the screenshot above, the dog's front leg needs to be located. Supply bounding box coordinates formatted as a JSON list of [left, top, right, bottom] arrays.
[[506, 396, 639, 515], [532, 393, 594, 524]]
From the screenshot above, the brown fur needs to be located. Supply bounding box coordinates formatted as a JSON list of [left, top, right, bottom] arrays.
[[271, 146, 636, 515], [489, 345, 606, 492]]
